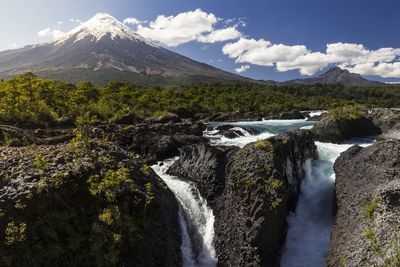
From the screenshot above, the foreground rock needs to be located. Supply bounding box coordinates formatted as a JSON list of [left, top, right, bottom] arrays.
[[0, 142, 181, 267], [377, 122, 400, 140], [0, 125, 74, 146], [311, 108, 380, 143], [169, 130, 317, 266], [327, 140, 400, 267]]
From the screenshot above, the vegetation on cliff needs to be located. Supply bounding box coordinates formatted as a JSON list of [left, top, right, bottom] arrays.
[[0, 140, 181, 266]]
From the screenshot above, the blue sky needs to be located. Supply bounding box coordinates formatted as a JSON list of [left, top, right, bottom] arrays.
[[1, 0, 400, 82]]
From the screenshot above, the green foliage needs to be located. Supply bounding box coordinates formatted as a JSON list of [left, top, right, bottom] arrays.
[[88, 168, 132, 202], [1, 73, 400, 126], [144, 183, 155, 208], [98, 206, 120, 226], [140, 164, 151, 175], [71, 112, 98, 150], [327, 105, 365, 120], [4, 222, 27, 246], [33, 153, 49, 171], [254, 139, 272, 150], [365, 196, 380, 221]]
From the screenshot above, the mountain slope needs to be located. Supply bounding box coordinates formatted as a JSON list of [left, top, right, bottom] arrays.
[[285, 67, 383, 86], [0, 13, 251, 85]]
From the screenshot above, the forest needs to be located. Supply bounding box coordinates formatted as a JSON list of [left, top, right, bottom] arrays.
[[1, 72, 400, 127]]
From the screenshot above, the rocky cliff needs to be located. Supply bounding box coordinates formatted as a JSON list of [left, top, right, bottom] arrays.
[[0, 142, 181, 266], [327, 140, 400, 267], [168, 129, 317, 266]]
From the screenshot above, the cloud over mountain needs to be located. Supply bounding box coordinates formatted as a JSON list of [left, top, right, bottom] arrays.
[[134, 9, 242, 47], [223, 38, 400, 77]]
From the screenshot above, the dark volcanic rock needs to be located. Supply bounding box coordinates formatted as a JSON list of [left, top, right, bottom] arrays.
[[215, 130, 317, 267], [169, 129, 317, 266], [147, 112, 182, 124], [0, 142, 181, 267], [94, 121, 208, 163], [311, 114, 381, 143], [278, 110, 305, 120], [327, 140, 400, 267], [0, 125, 74, 146], [215, 124, 260, 139], [167, 143, 238, 206]]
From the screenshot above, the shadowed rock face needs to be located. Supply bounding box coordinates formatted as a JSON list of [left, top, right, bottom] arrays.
[[311, 115, 381, 143], [169, 129, 317, 266], [328, 140, 400, 267], [0, 143, 181, 267]]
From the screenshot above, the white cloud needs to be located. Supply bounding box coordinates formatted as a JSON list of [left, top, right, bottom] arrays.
[[235, 65, 250, 73], [123, 17, 141, 25], [198, 27, 241, 43], [136, 9, 241, 47], [223, 38, 400, 78], [37, 28, 65, 39]]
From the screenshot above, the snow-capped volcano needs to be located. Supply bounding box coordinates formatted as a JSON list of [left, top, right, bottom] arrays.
[[54, 13, 159, 47], [0, 13, 249, 85]]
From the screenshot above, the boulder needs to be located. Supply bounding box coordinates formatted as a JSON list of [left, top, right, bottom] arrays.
[[169, 129, 317, 266], [0, 143, 181, 267], [147, 112, 181, 124], [311, 112, 381, 143], [215, 125, 260, 139], [277, 111, 305, 120], [113, 114, 142, 125], [377, 122, 400, 140], [327, 140, 400, 267]]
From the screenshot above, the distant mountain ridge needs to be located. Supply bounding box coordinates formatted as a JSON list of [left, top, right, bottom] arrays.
[[0, 13, 251, 85], [0, 13, 384, 86], [285, 67, 383, 86]]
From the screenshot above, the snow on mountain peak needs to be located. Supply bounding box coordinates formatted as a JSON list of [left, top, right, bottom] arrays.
[[54, 13, 159, 47]]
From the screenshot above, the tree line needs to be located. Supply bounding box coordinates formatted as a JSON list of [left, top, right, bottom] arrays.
[[0, 72, 399, 127]]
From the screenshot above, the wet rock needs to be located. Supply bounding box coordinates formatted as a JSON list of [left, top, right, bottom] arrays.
[[215, 125, 260, 139], [167, 143, 238, 206], [169, 129, 317, 266], [327, 140, 400, 267]]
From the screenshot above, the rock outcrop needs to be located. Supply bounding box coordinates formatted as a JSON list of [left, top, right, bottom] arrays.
[[90, 121, 208, 163], [0, 142, 182, 267], [377, 122, 400, 140], [327, 140, 400, 267], [368, 108, 400, 133], [169, 130, 317, 266], [311, 110, 380, 143], [214, 125, 259, 139], [167, 143, 238, 207]]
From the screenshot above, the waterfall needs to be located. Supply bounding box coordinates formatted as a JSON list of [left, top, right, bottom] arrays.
[[280, 141, 371, 267], [152, 159, 217, 267]]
